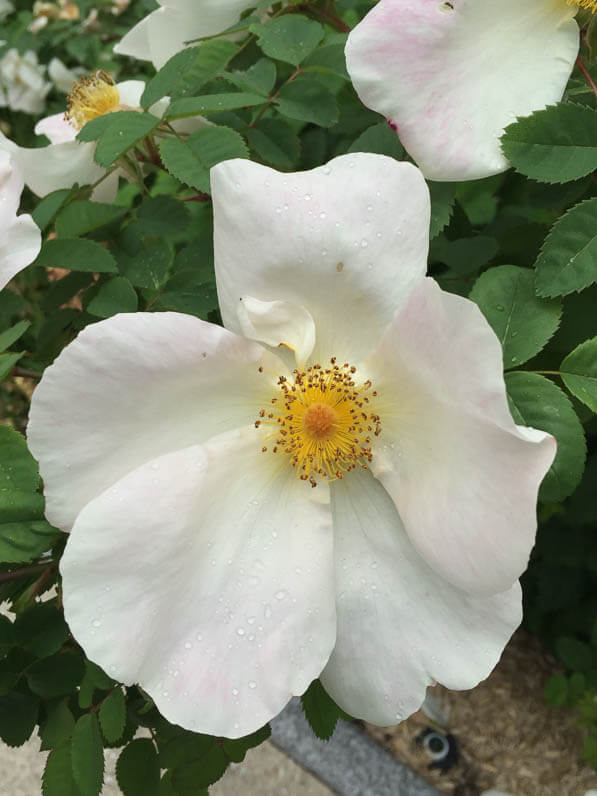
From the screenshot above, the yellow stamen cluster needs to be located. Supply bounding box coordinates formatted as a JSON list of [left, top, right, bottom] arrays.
[[65, 70, 120, 130], [255, 359, 381, 486], [567, 0, 597, 12]]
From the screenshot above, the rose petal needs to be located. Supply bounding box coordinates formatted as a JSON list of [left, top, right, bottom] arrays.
[[212, 155, 429, 364], [321, 472, 521, 724], [61, 429, 335, 738], [238, 296, 316, 368], [366, 278, 556, 594], [28, 312, 287, 531], [345, 0, 579, 180]]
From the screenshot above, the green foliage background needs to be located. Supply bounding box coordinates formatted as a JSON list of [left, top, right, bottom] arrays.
[[0, 0, 596, 790]]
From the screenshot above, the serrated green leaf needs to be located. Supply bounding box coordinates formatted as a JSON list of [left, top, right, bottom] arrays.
[[560, 337, 597, 412], [534, 197, 597, 297], [99, 689, 126, 743], [141, 40, 239, 108], [0, 521, 62, 564], [246, 118, 301, 169], [303, 43, 349, 80], [228, 59, 277, 96], [222, 724, 271, 763], [428, 182, 457, 240], [276, 75, 338, 127], [15, 601, 69, 658], [77, 114, 119, 143], [0, 426, 40, 492], [171, 746, 229, 792], [505, 372, 586, 502], [27, 651, 85, 698], [119, 240, 173, 290], [35, 238, 118, 274], [252, 15, 324, 66], [165, 92, 265, 119], [40, 698, 76, 751], [301, 679, 341, 741], [0, 692, 38, 746], [87, 277, 138, 318], [117, 738, 160, 796], [159, 126, 249, 193], [501, 104, 597, 183], [470, 265, 562, 367], [43, 743, 82, 796], [94, 112, 160, 168], [348, 122, 404, 159], [31, 189, 74, 231], [55, 201, 126, 238], [72, 714, 104, 796], [0, 320, 30, 352], [136, 196, 190, 238]]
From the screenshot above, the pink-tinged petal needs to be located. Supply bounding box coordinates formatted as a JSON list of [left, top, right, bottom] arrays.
[[212, 155, 429, 364], [365, 278, 556, 595], [28, 312, 288, 531], [345, 0, 579, 180], [321, 473, 521, 724], [35, 112, 76, 145], [61, 429, 335, 738]]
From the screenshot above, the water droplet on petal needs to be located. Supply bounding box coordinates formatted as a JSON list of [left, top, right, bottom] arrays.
[[248, 680, 257, 689], [275, 590, 286, 600]]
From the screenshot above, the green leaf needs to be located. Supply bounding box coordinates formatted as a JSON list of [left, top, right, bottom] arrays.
[[55, 201, 126, 238], [276, 75, 338, 127], [171, 746, 229, 792], [534, 197, 597, 297], [117, 738, 160, 796], [0, 692, 38, 746], [136, 196, 190, 238], [78, 661, 115, 709], [0, 521, 62, 564], [87, 277, 138, 318], [428, 182, 457, 240], [94, 112, 160, 168], [560, 337, 597, 413], [505, 372, 586, 502], [229, 58, 277, 95], [0, 320, 31, 352], [15, 601, 70, 658], [35, 238, 118, 274], [430, 235, 498, 274], [77, 114, 120, 143], [165, 92, 265, 119], [159, 127, 249, 193], [27, 651, 85, 698], [470, 265, 562, 367], [246, 118, 301, 169], [32, 189, 73, 231], [119, 240, 173, 290], [544, 673, 568, 707], [348, 122, 404, 159], [43, 743, 82, 796], [99, 688, 126, 743], [159, 733, 216, 769], [0, 614, 15, 656], [222, 724, 271, 764], [0, 426, 40, 491], [301, 679, 342, 741], [141, 40, 239, 108], [72, 714, 104, 796], [252, 15, 324, 66], [556, 636, 594, 671], [501, 103, 597, 183], [0, 352, 22, 380], [153, 277, 217, 318], [303, 43, 349, 80], [40, 698, 76, 751]]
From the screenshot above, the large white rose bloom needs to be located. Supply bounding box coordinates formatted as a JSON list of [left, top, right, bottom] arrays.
[[28, 154, 556, 739], [345, 0, 583, 181], [0, 150, 41, 290], [114, 0, 257, 69]]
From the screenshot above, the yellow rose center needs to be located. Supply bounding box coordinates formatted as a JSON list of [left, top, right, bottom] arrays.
[[567, 0, 597, 12], [256, 359, 381, 486], [65, 70, 120, 131]]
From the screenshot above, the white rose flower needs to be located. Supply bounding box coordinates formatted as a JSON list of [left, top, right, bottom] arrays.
[[0, 48, 51, 115], [28, 154, 555, 738], [0, 150, 41, 290], [114, 0, 258, 69], [345, 0, 584, 181], [0, 0, 14, 22]]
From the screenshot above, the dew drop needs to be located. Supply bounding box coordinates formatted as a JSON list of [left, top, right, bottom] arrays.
[[264, 605, 273, 619], [247, 616, 256, 625], [232, 688, 239, 696], [496, 304, 505, 312], [237, 627, 245, 636], [184, 641, 192, 650], [304, 193, 311, 201], [248, 680, 257, 689], [361, 239, 369, 248], [196, 633, 203, 642], [275, 590, 286, 600], [92, 619, 101, 628]]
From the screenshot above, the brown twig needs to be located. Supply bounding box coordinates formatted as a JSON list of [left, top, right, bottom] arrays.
[[0, 563, 54, 585]]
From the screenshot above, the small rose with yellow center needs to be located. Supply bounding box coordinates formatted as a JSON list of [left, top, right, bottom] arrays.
[[346, 0, 590, 181], [28, 154, 556, 738]]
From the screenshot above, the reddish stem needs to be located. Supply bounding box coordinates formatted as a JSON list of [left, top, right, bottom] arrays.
[[576, 55, 597, 99]]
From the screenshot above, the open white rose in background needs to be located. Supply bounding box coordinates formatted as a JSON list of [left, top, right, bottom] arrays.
[[0, 48, 51, 114], [114, 0, 257, 69], [345, 0, 583, 181], [0, 150, 41, 291], [28, 153, 556, 739], [0, 71, 205, 202]]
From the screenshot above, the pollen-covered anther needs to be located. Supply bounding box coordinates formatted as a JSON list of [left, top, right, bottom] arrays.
[[567, 0, 597, 12], [65, 70, 121, 130], [257, 358, 381, 484]]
